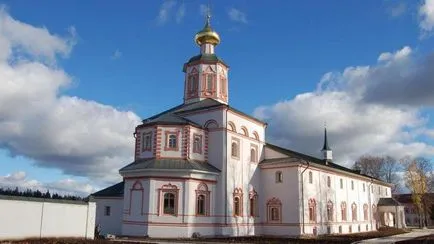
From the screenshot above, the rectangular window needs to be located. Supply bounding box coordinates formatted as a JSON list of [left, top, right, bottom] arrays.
[[276, 171, 283, 183], [142, 132, 152, 151], [165, 131, 179, 151], [193, 134, 202, 154], [104, 206, 111, 216], [206, 74, 213, 92], [327, 176, 331, 188], [220, 77, 226, 95], [231, 138, 240, 158], [351, 181, 354, 190], [340, 178, 343, 189], [363, 183, 365, 192]]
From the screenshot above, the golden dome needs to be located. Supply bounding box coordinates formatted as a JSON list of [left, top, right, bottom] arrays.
[[194, 15, 220, 46]]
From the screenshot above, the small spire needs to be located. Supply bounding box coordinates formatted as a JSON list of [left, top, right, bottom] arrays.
[[322, 127, 331, 151]]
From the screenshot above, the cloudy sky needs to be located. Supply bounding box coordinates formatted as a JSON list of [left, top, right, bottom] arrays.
[[0, 0, 433, 196]]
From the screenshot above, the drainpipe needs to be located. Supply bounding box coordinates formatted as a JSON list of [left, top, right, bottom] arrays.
[[224, 108, 228, 226], [300, 159, 310, 234], [368, 178, 373, 230]]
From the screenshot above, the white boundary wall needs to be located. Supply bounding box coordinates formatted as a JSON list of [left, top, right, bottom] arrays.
[[0, 195, 96, 240]]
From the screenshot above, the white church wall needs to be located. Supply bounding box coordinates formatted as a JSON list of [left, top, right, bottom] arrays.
[[0, 196, 95, 240], [94, 197, 123, 235]]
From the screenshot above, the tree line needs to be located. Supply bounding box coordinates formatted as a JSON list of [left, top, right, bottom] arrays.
[[352, 155, 434, 228], [0, 187, 85, 201]]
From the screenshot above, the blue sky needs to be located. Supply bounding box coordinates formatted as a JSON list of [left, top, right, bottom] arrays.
[[0, 0, 433, 195]]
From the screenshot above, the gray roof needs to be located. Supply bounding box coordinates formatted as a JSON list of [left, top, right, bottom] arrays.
[[91, 182, 124, 198], [119, 158, 220, 174], [183, 54, 228, 72], [139, 99, 266, 128], [378, 198, 402, 206], [261, 143, 383, 181]]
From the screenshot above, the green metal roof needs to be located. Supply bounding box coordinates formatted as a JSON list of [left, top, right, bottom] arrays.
[[91, 181, 124, 198], [119, 158, 220, 174]]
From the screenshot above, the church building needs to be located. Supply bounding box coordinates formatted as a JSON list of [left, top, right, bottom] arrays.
[[92, 16, 405, 238]]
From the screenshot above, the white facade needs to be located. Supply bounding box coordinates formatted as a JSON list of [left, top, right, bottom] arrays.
[[93, 17, 397, 238], [0, 195, 95, 240]]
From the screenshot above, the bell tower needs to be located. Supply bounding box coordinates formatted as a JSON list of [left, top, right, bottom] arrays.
[[183, 14, 229, 104]]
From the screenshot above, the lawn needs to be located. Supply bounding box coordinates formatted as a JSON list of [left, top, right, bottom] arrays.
[[2, 227, 409, 244]]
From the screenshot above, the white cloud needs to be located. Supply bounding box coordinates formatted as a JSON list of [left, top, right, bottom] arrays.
[[419, 0, 434, 36], [0, 171, 95, 196], [388, 2, 407, 17], [0, 8, 141, 186], [111, 49, 122, 60], [255, 46, 434, 167], [176, 3, 186, 24], [228, 8, 248, 24], [157, 0, 176, 25]]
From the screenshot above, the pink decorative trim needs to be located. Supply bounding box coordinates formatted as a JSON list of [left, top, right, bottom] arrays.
[[267, 197, 282, 223], [195, 182, 210, 216], [158, 183, 179, 216]]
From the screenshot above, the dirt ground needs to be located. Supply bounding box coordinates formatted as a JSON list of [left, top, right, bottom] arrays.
[[0, 228, 409, 244]]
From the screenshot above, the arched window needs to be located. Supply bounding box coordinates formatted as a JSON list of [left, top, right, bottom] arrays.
[[249, 189, 258, 217], [363, 204, 368, 221], [233, 188, 243, 216], [195, 183, 210, 216], [197, 195, 205, 215], [204, 119, 218, 129], [231, 139, 239, 158], [267, 197, 282, 222], [241, 126, 249, 136], [250, 148, 257, 162], [352, 203, 357, 221], [327, 200, 333, 221], [308, 199, 316, 222], [275, 171, 283, 183], [341, 202, 347, 221], [308, 171, 313, 184], [164, 193, 175, 215], [228, 121, 236, 132]]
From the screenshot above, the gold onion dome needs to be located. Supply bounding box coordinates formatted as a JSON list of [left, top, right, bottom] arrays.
[[194, 15, 220, 46]]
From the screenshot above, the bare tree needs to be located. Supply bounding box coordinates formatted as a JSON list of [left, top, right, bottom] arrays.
[[402, 156, 433, 228], [353, 155, 401, 192]]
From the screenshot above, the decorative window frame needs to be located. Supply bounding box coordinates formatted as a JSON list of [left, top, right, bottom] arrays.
[[327, 200, 333, 222], [128, 180, 144, 215], [186, 68, 199, 99], [252, 131, 259, 141], [164, 130, 180, 151], [249, 189, 258, 217], [202, 66, 216, 96], [267, 197, 282, 223], [250, 144, 258, 163], [308, 198, 316, 222], [158, 183, 179, 216], [142, 131, 153, 152], [341, 201, 347, 221], [195, 182, 210, 216], [228, 121, 236, 132], [275, 171, 283, 183], [231, 137, 240, 159], [193, 133, 203, 154], [220, 76, 227, 98], [233, 188, 243, 217], [241, 126, 249, 137]]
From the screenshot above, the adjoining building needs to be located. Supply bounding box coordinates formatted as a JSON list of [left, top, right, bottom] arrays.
[[92, 15, 404, 238]]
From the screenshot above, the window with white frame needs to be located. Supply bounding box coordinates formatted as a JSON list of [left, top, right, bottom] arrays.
[[142, 132, 152, 151]]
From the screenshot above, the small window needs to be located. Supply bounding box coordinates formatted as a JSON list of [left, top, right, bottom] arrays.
[[166, 134, 177, 149], [197, 194, 205, 215], [271, 207, 279, 220], [327, 176, 331, 188], [250, 148, 257, 162], [363, 183, 365, 192], [351, 181, 354, 190], [206, 74, 213, 92], [142, 132, 152, 151], [164, 193, 176, 215], [104, 206, 111, 216], [267, 198, 282, 222], [340, 178, 343, 189], [339, 226, 342, 233], [308, 171, 313, 184], [234, 197, 241, 216], [231, 141, 239, 158], [193, 134, 202, 154], [276, 171, 283, 183]]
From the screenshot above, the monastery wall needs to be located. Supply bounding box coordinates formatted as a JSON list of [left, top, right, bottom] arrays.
[[0, 195, 95, 240]]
